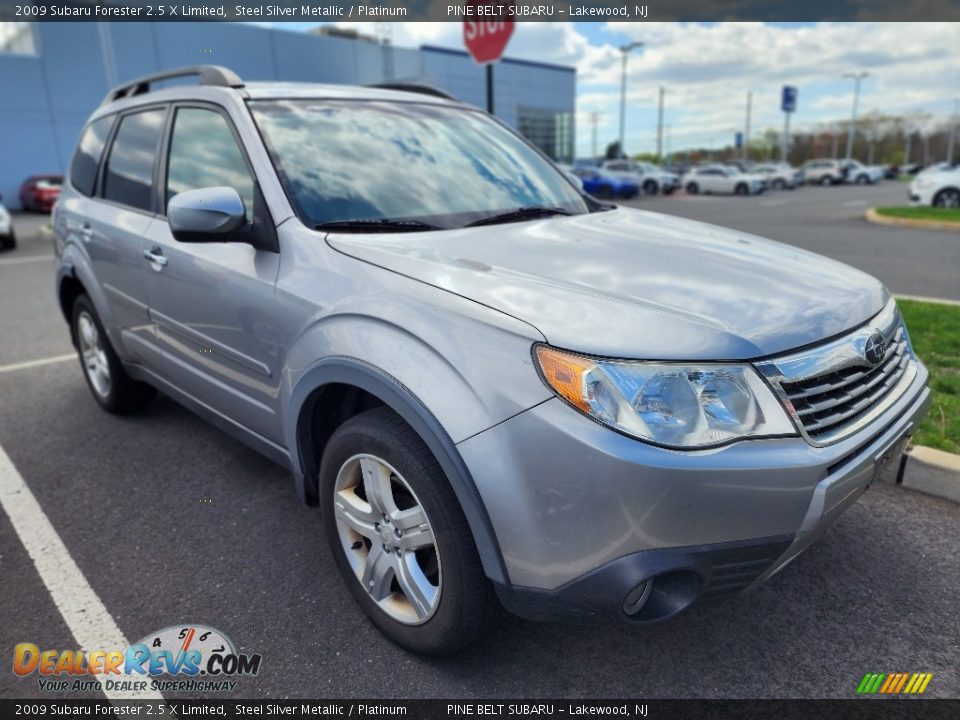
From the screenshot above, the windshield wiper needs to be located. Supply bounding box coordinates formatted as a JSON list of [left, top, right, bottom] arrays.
[[315, 218, 441, 233], [465, 206, 572, 227]]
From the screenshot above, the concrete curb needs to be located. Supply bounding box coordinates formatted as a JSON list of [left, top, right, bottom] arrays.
[[898, 445, 960, 504], [865, 207, 960, 232]]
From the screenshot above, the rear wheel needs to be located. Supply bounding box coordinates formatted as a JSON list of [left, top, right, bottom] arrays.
[[0, 230, 14, 250], [735, 183, 749, 196], [933, 188, 960, 208], [71, 295, 155, 414], [772, 179, 786, 190], [685, 182, 699, 194], [856, 174, 868, 184], [596, 185, 614, 200], [819, 176, 832, 186], [643, 179, 659, 195], [320, 406, 501, 655]]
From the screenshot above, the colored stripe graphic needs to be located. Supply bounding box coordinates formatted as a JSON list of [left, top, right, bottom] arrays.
[[857, 672, 932, 694]]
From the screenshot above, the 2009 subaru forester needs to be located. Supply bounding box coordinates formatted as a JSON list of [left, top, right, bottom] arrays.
[[54, 66, 930, 655]]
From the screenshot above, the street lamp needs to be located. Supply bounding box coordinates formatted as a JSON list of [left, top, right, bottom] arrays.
[[618, 41, 643, 158], [843, 71, 870, 160]]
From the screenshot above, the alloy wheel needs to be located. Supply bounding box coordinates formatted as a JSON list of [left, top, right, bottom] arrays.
[[934, 189, 960, 208], [78, 311, 111, 399], [333, 454, 441, 625]]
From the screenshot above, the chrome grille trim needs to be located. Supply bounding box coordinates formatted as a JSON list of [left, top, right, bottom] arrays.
[[754, 299, 918, 447]]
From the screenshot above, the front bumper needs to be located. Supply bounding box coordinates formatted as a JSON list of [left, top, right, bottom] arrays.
[[460, 365, 930, 622]]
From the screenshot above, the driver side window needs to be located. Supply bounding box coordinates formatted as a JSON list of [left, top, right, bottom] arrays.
[[166, 107, 255, 216]]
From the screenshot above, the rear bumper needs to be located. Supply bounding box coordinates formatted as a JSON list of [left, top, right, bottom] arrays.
[[463, 366, 930, 623]]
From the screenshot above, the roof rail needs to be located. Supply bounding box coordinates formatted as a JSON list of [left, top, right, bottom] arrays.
[[100, 65, 245, 106], [367, 83, 456, 101]]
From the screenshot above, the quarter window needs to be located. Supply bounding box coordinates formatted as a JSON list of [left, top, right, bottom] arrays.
[[103, 108, 166, 212], [166, 108, 254, 215], [69, 116, 113, 197]]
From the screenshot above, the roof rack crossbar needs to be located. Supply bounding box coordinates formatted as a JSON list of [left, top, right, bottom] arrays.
[[367, 83, 455, 100], [101, 65, 245, 106]]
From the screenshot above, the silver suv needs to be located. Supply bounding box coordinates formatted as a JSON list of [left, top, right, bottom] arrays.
[[54, 66, 930, 655]]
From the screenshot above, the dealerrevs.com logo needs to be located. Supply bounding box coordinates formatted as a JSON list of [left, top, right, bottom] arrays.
[[13, 624, 262, 693]]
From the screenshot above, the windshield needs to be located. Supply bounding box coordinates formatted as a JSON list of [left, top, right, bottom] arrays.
[[249, 100, 590, 229]]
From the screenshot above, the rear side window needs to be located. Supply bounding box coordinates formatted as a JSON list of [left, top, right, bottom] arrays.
[[165, 107, 254, 214], [102, 108, 165, 212], [69, 116, 113, 196]]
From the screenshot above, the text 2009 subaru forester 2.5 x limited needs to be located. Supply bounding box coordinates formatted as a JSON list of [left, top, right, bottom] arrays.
[[53, 66, 930, 654]]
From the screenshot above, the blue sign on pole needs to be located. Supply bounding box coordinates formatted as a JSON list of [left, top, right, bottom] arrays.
[[735, 131, 743, 148], [782, 86, 798, 113]]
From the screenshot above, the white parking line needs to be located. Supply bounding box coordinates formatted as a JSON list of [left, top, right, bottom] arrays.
[[0, 254, 55, 266], [0, 353, 76, 375], [0, 446, 164, 700]]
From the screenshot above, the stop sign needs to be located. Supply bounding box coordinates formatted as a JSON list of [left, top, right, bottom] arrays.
[[463, 6, 515, 65]]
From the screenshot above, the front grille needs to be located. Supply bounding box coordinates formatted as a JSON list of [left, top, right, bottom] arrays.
[[754, 300, 919, 447], [780, 327, 910, 440]]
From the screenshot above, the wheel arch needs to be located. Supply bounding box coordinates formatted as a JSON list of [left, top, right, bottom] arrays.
[[286, 356, 510, 585]]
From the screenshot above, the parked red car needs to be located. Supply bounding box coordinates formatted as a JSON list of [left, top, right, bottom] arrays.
[[19, 174, 63, 213]]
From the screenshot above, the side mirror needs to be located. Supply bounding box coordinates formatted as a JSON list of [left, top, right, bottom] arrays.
[[168, 186, 245, 242]]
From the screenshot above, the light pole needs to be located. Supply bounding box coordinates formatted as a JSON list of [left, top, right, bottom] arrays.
[[618, 41, 643, 158], [589, 111, 602, 162], [947, 98, 958, 164], [843, 71, 869, 160], [743, 90, 752, 161]]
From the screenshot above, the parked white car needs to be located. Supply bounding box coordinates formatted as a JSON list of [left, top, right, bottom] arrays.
[[602, 160, 680, 195], [801, 159, 847, 186], [0, 195, 15, 249], [682, 165, 765, 195], [917, 161, 958, 177], [843, 160, 885, 185], [753, 163, 801, 190], [909, 167, 960, 208]]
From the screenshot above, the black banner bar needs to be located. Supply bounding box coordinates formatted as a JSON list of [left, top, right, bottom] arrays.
[[2, 0, 960, 22], [4, 700, 960, 720]]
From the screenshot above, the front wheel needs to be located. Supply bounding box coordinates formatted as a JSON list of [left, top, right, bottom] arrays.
[[735, 183, 749, 196], [0, 230, 14, 250], [71, 295, 155, 414], [856, 174, 868, 185], [933, 188, 960, 208], [320, 406, 501, 655], [772, 179, 786, 190], [686, 182, 699, 194], [595, 185, 614, 200], [643, 180, 659, 195]]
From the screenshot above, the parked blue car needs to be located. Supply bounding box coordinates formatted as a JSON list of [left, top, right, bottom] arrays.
[[571, 167, 640, 199]]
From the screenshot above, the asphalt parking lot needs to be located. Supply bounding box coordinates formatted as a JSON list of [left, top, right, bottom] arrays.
[[1, 194, 959, 701], [623, 181, 960, 302]]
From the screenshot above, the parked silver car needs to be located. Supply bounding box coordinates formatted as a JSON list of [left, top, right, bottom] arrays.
[[54, 67, 930, 654]]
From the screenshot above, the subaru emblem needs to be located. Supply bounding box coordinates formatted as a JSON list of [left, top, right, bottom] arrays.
[[864, 332, 886, 365]]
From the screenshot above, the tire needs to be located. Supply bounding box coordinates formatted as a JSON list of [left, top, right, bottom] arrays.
[[596, 185, 614, 200], [663, 186, 676, 196], [320, 406, 501, 655], [685, 182, 699, 194], [643, 180, 659, 195], [856, 174, 868, 185], [933, 188, 960, 208], [735, 183, 748, 196], [71, 294, 156, 414], [0, 230, 14, 250], [772, 179, 786, 191], [819, 176, 832, 187]]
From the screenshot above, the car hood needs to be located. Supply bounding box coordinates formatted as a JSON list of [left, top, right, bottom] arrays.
[[326, 207, 888, 360]]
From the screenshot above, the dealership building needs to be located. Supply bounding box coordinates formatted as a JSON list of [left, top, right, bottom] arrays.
[[0, 22, 576, 208]]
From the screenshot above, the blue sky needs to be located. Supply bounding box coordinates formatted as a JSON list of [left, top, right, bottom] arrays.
[[261, 21, 960, 157]]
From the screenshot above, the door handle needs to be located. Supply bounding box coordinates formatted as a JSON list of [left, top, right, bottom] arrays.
[[79, 223, 93, 242], [143, 248, 168, 268]]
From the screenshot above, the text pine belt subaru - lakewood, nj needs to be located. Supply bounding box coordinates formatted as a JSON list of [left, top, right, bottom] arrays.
[[53, 66, 930, 655]]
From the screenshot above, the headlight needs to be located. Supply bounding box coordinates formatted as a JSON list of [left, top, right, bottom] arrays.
[[535, 346, 796, 448]]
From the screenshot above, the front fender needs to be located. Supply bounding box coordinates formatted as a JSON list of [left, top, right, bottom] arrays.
[[284, 355, 512, 585]]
